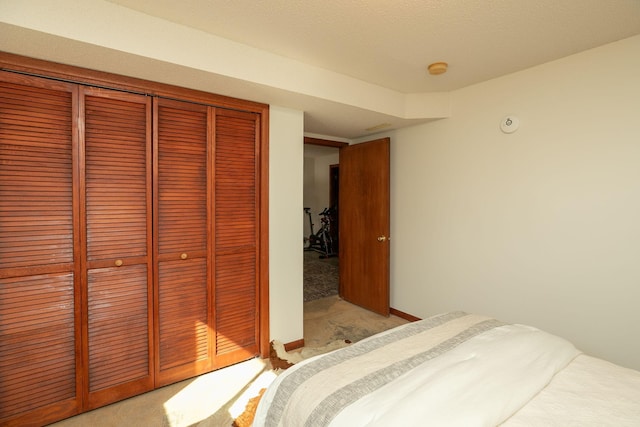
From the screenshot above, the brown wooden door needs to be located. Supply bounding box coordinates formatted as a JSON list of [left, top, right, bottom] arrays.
[[0, 73, 82, 426], [80, 87, 154, 409], [213, 109, 261, 366], [154, 98, 212, 386], [339, 138, 390, 316]]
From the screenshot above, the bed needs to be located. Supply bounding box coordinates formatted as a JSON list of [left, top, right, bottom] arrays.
[[253, 311, 640, 426]]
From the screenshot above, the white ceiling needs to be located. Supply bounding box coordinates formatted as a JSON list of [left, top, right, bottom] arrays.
[[2, 1, 640, 139], [106, 0, 640, 93]]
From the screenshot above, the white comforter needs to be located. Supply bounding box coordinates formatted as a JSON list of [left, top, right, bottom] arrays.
[[255, 312, 612, 426], [503, 354, 640, 426]]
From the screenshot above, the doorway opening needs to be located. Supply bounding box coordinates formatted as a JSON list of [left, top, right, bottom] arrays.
[[302, 136, 392, 348], [303, 137, 345, 303]]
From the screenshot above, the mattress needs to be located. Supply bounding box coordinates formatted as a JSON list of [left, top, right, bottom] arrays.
[[253, 311, 640, 426]]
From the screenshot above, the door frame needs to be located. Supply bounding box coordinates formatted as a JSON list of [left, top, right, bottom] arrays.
[[303, 136, 391, 316]]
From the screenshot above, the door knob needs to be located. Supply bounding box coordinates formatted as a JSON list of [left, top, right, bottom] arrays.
[[377, 236, 387, 242]]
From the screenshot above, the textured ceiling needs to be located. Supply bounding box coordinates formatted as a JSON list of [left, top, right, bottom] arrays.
[[2, 1, 639, 138], [107, 0, 640, 93]]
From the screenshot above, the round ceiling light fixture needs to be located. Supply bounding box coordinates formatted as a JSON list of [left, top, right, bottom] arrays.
[[427, 62, 448, 75]]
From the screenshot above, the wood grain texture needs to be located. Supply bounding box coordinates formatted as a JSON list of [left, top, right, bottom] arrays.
[[82, 88, 154, 408], [0, 74, 80, 426], [214, 110, 259, 359], [154, 99, 212, 385], [0, 79, 74, 271], [339, 138, 390, 316], [0, 57, 269, 425]]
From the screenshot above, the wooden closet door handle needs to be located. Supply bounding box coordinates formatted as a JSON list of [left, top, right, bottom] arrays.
[[115, 259, 123, 267], [180, 253, 188, 260]]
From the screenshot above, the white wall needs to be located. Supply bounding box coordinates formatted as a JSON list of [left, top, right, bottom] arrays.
[[384, 35, 640, 370], [314, 152, 340, 213], [269, 106, 304, 344]]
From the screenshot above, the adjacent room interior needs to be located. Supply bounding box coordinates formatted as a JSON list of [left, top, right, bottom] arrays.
[[303, 141, 340, 303]]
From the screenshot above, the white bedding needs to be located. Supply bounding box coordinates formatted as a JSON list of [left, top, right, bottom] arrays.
[[254, 312, 640, 427], [503, 354, 640, 426]]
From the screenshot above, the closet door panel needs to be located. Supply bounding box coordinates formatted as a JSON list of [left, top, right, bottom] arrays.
[[0, 75, 80, 425], [214, 109, 260, 364], [0, 274, 77, 424], [0, 78, 75, 271], [84, 95, 149, 260], [157, 259, 208, 369], [154, 99, 211, 385], [215, 251, 256, 357], [82, 88, 153, 409], [87, 266, 149, 389]]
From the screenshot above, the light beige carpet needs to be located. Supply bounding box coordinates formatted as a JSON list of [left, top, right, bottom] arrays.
[[50, 296, 409, 427]]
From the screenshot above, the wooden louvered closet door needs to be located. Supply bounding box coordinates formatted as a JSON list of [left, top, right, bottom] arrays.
[[80, 87, 154, 409], [0, 54, 267, 425], [154, 99, 212, 386], [214, 109, 260, 365], [0, 74, 81, 426]]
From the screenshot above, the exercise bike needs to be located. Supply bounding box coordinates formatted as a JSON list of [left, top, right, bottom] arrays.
[[304, 207, 336, 258]]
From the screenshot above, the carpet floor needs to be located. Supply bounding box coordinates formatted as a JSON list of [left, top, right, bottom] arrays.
[[303, 295, 409, 348], [49, 296, 408, 427], [303, 249, 339, 301]]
